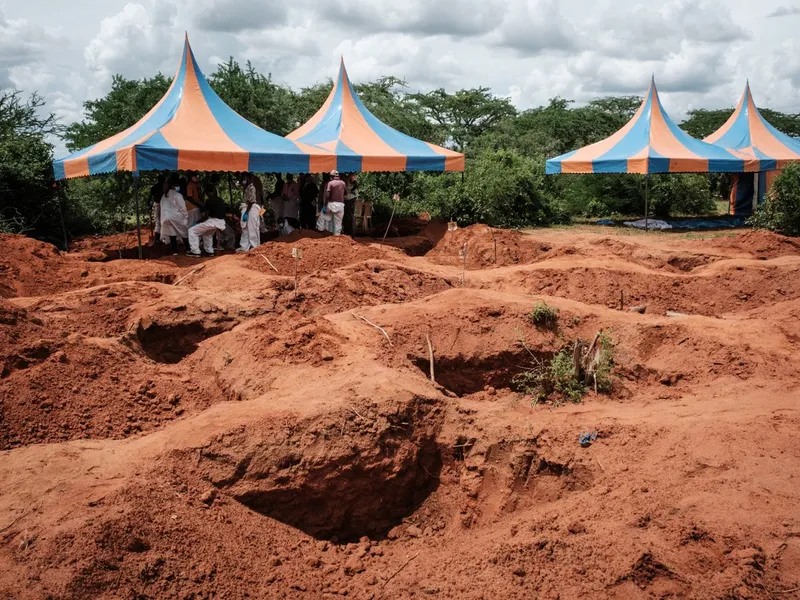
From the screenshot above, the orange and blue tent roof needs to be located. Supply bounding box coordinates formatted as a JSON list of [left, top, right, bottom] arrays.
[[704, 82, 800, 169], [287, 59, 464, 173], [53, 36, 334, 180], [546, 78, 766, 175]]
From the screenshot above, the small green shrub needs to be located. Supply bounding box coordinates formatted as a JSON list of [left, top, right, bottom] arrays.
[[511, 364, 548, 406], [593, 332, 614, 393], [529, 301, 559, 328], [749, 163, 800, 236], [513, 331, 615, 405], [549, 349, 586, 403]]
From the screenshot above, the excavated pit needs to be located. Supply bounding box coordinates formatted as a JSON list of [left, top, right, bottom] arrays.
[[202, 399, 446, 544], [232, 436, 442, 543], [412, 348, 554, 397], [136, 322, 230, 364]]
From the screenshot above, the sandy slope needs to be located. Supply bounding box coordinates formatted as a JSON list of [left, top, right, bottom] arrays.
[[1, 225, 800, 599]]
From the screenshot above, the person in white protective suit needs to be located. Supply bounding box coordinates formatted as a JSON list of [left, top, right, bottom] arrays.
[[186, 181, 228, 257], [160, 173, 189, 255], [236, 173, 263, 253]]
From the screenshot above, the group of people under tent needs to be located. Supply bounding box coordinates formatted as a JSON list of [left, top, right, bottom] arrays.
[[147, 169, 363, 257]]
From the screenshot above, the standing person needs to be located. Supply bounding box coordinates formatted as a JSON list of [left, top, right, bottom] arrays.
[[185, 172, 203, 228], [318, 172, 330, 214], [319, 170, 346, 236], [251, 173, 264, 206], [300, 174, 319, 229], [147, 173, 166, 246], [236, 173, 262, 253], [343, 173, 358, 236], [283, 174, 300, 227], [186, 184, 228, 257], [270, 173, 285, 228], [160, 173, 189, 255]]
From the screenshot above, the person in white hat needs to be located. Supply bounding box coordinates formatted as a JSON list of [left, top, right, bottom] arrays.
[[317, 170, 347, 235]]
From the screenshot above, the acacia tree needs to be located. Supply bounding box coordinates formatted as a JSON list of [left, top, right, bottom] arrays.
[[411, 87, 516, 152], [63, 74, 171, 152], [0, 91, 61, 242]]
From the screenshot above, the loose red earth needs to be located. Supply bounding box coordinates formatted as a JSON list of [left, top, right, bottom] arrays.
[[1, 224, 800, 599]]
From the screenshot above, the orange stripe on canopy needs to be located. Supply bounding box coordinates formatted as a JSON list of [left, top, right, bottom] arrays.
[[158, 47, 248, 172], [561, 94, 650, 167], [338, 79, 407, 171], [649, 94, 707, 172], [287, 70, 338, 142], [747, 95, 800, 167], [626, 146, 650, 174]]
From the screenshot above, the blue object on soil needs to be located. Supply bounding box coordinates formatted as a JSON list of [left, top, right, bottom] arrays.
[[579, 431, 598, 447]]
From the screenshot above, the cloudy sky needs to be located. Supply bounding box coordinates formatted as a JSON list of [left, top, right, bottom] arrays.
[[3, 0, 800, 154]]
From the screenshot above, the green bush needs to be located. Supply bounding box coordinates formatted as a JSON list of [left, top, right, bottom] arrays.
[[549, 349, 586, 403], [749, 163, 800, 236], [650, 174, 716, 218], [402, 149, 569, 228], [529, 301, 559, 328]]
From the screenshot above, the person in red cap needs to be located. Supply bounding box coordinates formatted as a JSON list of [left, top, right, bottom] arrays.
[[317, 170, 346, 235]]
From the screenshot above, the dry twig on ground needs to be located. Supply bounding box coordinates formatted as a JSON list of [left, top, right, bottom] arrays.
[[353, 313, 393, 346], [173, 264, 206, 286]]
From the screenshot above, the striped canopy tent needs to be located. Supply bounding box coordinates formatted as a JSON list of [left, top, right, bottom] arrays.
[[53, 36, 334, 180], [705, 82, 800, 166], [287, 59, 464, 173], [705, 83, 800, 215], [546, 78, 767, 175]]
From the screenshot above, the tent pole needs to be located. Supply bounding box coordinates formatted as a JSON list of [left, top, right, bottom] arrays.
[[753, 172, 760, 214], [55, 180, 69, 252], [133, 173, 143, 260], [227, 173, 235, 210], [644, 174, 650, 232]]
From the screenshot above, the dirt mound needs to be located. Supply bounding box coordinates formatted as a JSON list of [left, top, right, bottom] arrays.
[[708, 229, 800, 258], [0, 234, 179, 297], [426, 224, 553, 269], [497, 259, 800, 317], [242, 235, 403, 277], [588, 237, 718, 272], [278, 260, 454, 315]]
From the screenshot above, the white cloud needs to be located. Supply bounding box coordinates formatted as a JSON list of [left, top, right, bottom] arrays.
[[0, 8, 54, 88], [83, 3, 177, 92]]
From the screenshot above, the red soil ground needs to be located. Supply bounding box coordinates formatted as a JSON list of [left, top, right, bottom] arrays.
[[1, 224, 800, 599]]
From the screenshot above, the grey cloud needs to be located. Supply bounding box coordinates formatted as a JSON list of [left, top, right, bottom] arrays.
[[193, 0, 288, 33], [588, 0, 748, 60], [768, 5, 800, 16], [489, 0, 577, 55], [569, 44, 731, 97], [316, 0, 506, 38]]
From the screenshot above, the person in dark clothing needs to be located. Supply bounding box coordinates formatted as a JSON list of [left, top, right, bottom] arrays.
[[343, 173, 358, 236], [148, 174, 166, 246], [300, 175, 319, 229], [269, 173, 285, 227]]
